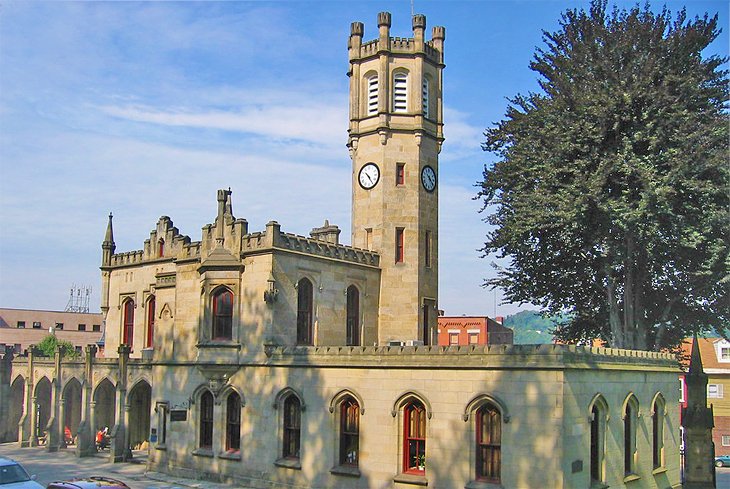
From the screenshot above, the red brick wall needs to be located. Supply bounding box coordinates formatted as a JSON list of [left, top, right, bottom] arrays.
[[714, 416, 730, 456]]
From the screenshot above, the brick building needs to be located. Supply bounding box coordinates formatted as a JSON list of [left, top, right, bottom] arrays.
[[0, 308, 103, 355], [437, 315, 513, 346]]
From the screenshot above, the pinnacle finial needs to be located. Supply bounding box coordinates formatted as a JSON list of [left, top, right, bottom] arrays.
[[689, 333, 704, 375], [103, 212, 115, 247]]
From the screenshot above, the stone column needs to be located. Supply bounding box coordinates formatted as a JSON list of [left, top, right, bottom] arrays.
[[76, 345, 97, 457], [45, 345, 63, 452], [0, 350, 11, 442], [28, 397, 39, 447], [109, 345, 130, 462], [18, 348, 35, 447], [58, 398, 67, 449]]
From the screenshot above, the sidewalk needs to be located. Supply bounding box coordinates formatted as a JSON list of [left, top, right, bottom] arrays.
[[0, 443, 247, 489]]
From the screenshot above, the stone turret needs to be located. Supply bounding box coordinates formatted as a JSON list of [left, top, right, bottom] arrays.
[[682, 335, 716, 488]]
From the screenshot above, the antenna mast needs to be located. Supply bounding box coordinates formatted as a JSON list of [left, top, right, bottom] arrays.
[[65, 284, 91, 313]]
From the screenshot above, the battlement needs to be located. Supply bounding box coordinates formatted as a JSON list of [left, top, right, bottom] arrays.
[[265, 343, 679, 370], [350, 12, 445, 64], [241, 221, 379, 267]]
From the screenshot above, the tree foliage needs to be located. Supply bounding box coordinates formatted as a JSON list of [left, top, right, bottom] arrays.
[[35, 334, 79, 358], [478, 0, 728, 351]]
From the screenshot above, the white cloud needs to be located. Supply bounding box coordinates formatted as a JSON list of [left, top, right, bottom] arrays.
[[98, 101, 347, 147]]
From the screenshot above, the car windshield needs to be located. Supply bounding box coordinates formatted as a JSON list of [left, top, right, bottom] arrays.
[[0, 463, 31, 484]]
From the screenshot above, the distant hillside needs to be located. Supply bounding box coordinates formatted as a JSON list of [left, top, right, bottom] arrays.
[[503, 310, 559, 344]]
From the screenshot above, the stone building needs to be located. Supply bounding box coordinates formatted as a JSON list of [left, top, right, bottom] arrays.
[[0, 12, 682, 489]]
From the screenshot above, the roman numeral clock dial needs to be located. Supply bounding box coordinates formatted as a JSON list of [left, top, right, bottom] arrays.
[[358, 163, 380, 190], [421, 165, 436, 192]]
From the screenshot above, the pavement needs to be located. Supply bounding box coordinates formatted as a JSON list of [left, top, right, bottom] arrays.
[[0, 443, 243, 489]]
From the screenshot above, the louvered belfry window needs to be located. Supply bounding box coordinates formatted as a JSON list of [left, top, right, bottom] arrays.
[[393, 72, 408, 112], [367, 75, 378, 115], [422, 78, 429, 117]]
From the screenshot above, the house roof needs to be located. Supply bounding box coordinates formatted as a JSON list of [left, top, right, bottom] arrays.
[[680, 337, 730, 374]]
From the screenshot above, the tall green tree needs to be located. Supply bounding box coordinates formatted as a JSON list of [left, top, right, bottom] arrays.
[[478, 0, 728, 351]]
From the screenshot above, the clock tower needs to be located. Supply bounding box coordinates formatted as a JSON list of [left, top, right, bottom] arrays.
[[347, 12, 445, 345]]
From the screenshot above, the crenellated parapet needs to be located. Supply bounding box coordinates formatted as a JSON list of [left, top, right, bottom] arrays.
[[349, 12, 444, 65], [264, 343, 679, 370], [241, 220, 379, 267]]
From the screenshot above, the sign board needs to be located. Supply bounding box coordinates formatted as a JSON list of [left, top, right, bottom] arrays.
[[170, 409, 187, 422]]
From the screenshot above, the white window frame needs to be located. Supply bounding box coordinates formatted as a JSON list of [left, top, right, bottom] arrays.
[[679, 379, 685, 403], [367, 75, 378, 116], [708, 384, 724, 398], [393, 72, 408, 113], [722, 435, 730, 447]]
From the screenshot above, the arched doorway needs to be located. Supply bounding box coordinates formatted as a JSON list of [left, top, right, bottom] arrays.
[[7, 376, 25, 442], [34, 377, 51, 442], [127, 380, 151, 449], [62, 378, 82, 444], [93, 378, 116, 432]]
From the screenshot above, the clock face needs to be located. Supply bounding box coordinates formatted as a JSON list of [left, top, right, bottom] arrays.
[[358, 163, 380, 190], [421, 165, 436, 192]]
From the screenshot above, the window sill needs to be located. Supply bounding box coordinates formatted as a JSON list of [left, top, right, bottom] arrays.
[[652, 467, 667, 476], [219, 450, 241, 461], [154, 444, 167, 451], [465, 480, 503, 489], [274, 457, 301, 470], [196, 342, 241, 350], [192, 448, 214, 458], [393, 473, 428, 486], [330, 465, 361, 478], [623, 473, 641, 484]]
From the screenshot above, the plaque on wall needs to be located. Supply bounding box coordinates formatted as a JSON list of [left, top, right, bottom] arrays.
[[170, 409, 187, 422]]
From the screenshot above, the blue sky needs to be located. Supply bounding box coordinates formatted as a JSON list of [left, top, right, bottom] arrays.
[[0, 1, 727, 317]]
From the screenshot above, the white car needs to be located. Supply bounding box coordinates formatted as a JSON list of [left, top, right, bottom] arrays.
[[0, 457, 43, 488]]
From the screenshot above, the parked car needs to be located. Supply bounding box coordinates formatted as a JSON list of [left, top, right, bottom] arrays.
[[0, 457, 43, 488], [715, 455, 730, 467], [46, 478, 129, 489]]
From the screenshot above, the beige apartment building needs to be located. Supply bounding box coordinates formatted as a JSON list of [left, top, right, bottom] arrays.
[[0, 12, 682, 489]]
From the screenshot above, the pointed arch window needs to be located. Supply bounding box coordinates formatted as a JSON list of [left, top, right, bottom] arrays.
[[404, 401, 426, 474], [589, 395, 608, 485], [346, 285, 360, 346], [296, 278, 313, 345], [146, 296, 155, 348], [199, 390, 214, 449], [623, 395, 639, 475], [158, 239, 164, 258], [339, 397, 360, 466], [367, 74, 378, 115], [212, 288, 233, 341], [652, 394, 665, 469], [476, 403, 501, 482], [122, 299, 134, 347], [226, 392, 241, 452], [283, 395, 301, 459]]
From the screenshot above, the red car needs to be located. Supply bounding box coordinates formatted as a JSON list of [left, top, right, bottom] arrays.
[[46, 478, 130, 489]]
